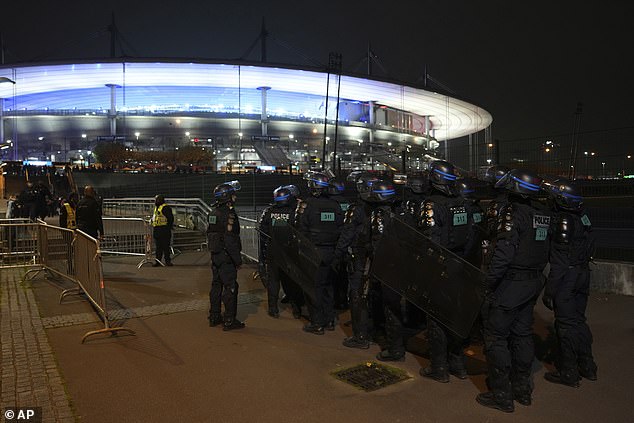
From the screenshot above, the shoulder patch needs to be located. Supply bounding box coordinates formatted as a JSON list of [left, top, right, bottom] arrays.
[[581, 214, 591, 226]]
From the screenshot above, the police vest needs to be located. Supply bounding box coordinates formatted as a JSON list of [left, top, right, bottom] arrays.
[[63, 202, 76, 229], [500, 202, 551, 270], [152, 204, 169, 227], [421, 195, 469, 252], [553, 211, 593, 265]]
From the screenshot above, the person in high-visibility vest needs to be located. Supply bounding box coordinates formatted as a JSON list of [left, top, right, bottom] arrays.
[[151, 195, 174, 266], [59, 192, 79, 229]]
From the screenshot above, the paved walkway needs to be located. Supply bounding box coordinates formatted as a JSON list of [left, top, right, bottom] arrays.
[[2, 253, 634, 422], [1, 269, 74, 423]]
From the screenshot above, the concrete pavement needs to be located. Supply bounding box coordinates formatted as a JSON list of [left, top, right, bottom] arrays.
[[2, 252, 633, 422]]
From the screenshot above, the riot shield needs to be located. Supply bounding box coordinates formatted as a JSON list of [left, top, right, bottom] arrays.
[[370, 216, 486, 339], [270, 225, 322, 301]]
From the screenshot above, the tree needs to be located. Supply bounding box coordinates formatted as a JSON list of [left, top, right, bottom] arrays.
[[92, 143, 128, 166]]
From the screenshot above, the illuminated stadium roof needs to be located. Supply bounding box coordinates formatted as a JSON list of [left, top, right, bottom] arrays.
[[0, 60, 492, 141]]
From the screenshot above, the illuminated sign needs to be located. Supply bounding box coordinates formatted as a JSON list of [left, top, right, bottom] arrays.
[[22, 160, 52, 166]]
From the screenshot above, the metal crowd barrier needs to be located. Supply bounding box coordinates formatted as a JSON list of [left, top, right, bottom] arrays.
[[36, 222, 75, 278], [0, 220, 39, 268], [239, 215, 260, 263], [100, 217, 160, 267], [67, 230, 136, 343], [6, 220, 138, 343]]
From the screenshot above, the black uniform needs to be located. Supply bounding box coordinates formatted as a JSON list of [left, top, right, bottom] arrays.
[[152, 203, 174, 265], [545, 208, 597, 383], [482, 191, 509, 271], [331, 193, 352, 309], [335, 200, 389, 346], [207, 202, 242, 326], [76, 195, 104, 239], [483, 196, 552, 405], [259, 201, 301, 315], [295, 195, 343, 329], [400, 191, 426, 227], [418, 188, 471, 378]]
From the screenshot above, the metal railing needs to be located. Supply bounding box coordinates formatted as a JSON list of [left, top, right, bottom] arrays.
[[239, 215, 260, 263], [0, 220, 39, 268], [70, 230, 136, 343], [102, 197, 213, 231], [4, 220, 138, 343], [100, 217, 161, 267], [36, 223, 75, 277]]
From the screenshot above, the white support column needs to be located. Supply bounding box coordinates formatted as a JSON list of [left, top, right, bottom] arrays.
[[105, 84, 120, 136], [257, 86, 271, 136]]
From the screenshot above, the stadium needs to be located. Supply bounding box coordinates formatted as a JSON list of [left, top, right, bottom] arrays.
[[0, 59, 492, 173]]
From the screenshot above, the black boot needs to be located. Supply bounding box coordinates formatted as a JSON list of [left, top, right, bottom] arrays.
[[267, 309, 280, 318], [420, 366, 450, 383], [376, 349, 405, 362], [208, 315, 223, 327], [448, 352, 468, 380], [222, 319, 245, 331], [476, 391, 514, 413], [544, 370, 580, 388], [578, 361, 598, 381], [302, 323, 324, 335], [342, 335, 370, 349], [291, 304, 302, 319]]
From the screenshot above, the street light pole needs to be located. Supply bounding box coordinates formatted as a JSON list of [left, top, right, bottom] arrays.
[[601, 162, 606, 179]]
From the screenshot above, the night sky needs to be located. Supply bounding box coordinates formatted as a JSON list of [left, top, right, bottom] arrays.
[[2, 1, 633, 155]]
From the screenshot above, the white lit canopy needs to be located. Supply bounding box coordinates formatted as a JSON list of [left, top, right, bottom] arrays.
[[0, 61, 492, 141]]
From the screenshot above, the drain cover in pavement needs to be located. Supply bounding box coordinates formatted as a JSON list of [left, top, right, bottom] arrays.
[[332, 362, 410, 392]]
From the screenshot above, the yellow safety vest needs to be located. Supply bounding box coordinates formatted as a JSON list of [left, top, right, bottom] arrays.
[[63, 202, 76, 229], [152, 204, 168, 227]]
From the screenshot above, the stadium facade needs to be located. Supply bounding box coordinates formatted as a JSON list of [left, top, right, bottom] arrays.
[[0, 59, 492, 172]]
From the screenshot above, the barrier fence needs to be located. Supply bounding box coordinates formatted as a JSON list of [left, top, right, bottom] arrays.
[[1, 219, 137, 343], [101, 217, 160, 267], [70, 230, 136, 343], [239, 215, 260, 263], [0, 220, 39, 267]]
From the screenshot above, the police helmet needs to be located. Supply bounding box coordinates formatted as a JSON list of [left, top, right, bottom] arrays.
[[354, 172, 379, 194], [273, 184, 299, 206], [428, 160, 458, 195], [328, 179, 345, 196], [213, 180, 241, 203], [305, 171, 330, 196], [359, 179, 397, 203], [456, 177, 481, 200], [483, 165, 510, 185], [406, 172, 428, 194], [495, 169, 543, 197], [546, 178, 583, 211]]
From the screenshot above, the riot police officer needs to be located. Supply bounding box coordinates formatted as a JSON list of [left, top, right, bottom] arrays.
[[457, 177, 487, 268], [207, 180, 245, 331], [259, 185, 301, 318], [481, 165, 511, 267], [417, 160, 471, 381], [543, 178, 597, 387], [476, 169, 551, 413], [335, 176, 396, 349], [328, 179, 351, 310], [400, 171, 428, 227], [295, 172, 343, 334]]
